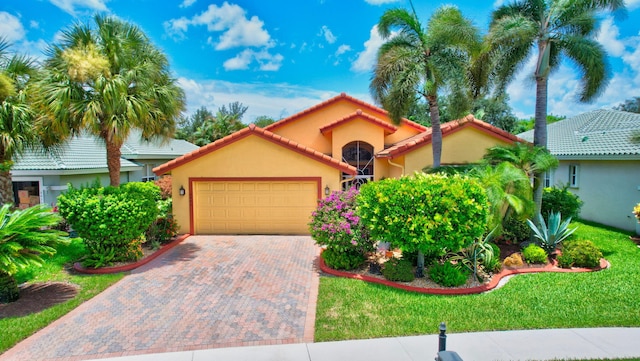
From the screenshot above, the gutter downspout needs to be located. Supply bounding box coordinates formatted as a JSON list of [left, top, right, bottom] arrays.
[[387, 158, 404, 176]]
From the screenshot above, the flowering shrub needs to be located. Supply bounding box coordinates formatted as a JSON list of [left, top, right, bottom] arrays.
[[146, 215, 179, 245], [153, 176, 172, 200], [309, 188, 375, 256], [634, 203, 640, 223]]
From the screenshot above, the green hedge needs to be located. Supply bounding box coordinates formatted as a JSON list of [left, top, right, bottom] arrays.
[[357, 172, 489, 256], [57, 182, 160, 266]]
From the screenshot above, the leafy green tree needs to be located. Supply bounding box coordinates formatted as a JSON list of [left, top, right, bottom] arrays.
[[488, 0, 625, 215], [370, 3, 480, 168], [472, 94, 518, 133], [34, 15, 185, 186], [0, 204, 68, 303], [515, 114, 566, 134], [254, 115, 276, 128], [0, 39, 39, 205], [613, 96, 640, 113], [175, 106, 214, 143], [193, 110, 245, 146]]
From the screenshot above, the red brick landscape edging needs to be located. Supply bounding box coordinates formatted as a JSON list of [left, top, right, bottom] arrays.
[[318, 250, 609, 295], [73, 234, 191, 274]]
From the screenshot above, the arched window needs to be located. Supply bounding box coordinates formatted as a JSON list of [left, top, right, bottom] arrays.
[[342, 141, 374, 189]]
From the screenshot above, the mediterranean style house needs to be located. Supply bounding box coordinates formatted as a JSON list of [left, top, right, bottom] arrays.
[[154, 93, 523, 235], [519, 109, 640, 234]]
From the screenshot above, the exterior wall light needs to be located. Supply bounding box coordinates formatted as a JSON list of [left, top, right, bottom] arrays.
[[324, 186, 330, 196], [179, 186, 186, 196]]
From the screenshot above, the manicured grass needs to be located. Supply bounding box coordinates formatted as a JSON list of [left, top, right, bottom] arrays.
[[315, 221, 640, 342], [0, 238, 124, 353]]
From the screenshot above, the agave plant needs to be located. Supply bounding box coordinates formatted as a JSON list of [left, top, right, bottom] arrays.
[[526, 212, 577, 255], [0, 204, 69, 303], [447, 228, 498, 282]]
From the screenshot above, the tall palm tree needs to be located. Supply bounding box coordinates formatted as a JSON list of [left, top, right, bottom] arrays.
[[370, 3, 480, 168], [488, 0, 625, 214], [34, 15, 185, 186], [0, 39, 38, 205]]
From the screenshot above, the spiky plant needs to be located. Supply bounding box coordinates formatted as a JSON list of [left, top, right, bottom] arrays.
[[0, 204, 69, 303], [526, 212, 577, 255]]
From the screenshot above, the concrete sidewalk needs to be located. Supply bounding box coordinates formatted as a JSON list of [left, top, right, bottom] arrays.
[[91, 327, 640, 361]]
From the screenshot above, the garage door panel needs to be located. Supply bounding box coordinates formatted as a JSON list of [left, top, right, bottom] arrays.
[[193, 179, 318, 234]]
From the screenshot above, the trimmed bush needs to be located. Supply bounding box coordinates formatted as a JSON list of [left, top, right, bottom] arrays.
[[542, 186, 583, 220], [358, 173, 489, 256], [429, 261, 469, 287], [501, 216, 531, 243], [153, 176, 172, 200], [382, 258, 415, 282], [321, 248, 365, 270], [558, 239, 603, 268], [309, 188, 374, 258], [522, 244, 547, 264], [57, 182, 160, 267]]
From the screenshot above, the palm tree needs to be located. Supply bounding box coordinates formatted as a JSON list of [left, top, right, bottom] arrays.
[[370, 3, 480, 169], [0, 204, 68, 303], [483, 142, 558, 214], [34, 15, 185, 186], [0, 39, 38, 205], [488, 0, 625, 213]]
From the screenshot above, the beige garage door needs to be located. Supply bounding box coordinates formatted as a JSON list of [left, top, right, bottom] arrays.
[[193, 179, 319, 234]]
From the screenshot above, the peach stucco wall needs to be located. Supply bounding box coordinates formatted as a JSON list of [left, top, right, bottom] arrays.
[[404, 126, 512, 173], [271, 98, 421, 155], [170, 135, 343, 233]]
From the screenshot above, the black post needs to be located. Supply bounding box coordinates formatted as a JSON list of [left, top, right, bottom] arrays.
[[438, 322, 447, 352]]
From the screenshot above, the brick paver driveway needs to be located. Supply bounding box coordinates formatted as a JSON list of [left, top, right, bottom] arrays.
[[1, 235, 320, 361]]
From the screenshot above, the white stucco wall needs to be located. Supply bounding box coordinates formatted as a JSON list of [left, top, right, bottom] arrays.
[[552, 160, 640, 233]]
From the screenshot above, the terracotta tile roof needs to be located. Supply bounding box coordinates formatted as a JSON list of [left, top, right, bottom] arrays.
[[319, 109, 398, 135], [265, 92, 427, 133], [153, 124, 357, 176], [377, 115, 526, 158]]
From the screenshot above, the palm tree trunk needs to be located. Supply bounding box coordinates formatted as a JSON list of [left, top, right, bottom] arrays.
[[0, 169, 14, 205], [0, 270, 20, 303], [533, 75, 549, 217], [427, 95, 442, 168], [105, 139, 122, 187]]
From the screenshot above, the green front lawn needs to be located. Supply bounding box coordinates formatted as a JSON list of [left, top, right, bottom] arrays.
[[0, 238, 124, 353], [315, 221, 640, 341]]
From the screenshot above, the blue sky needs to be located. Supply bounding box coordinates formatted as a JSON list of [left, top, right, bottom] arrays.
[[2, 0, 640, 123]]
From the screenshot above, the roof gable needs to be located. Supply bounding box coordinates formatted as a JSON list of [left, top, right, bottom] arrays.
[[378, 115, 525, 158], [265, 92, 427, 133], [517, 109, 640, 158], [154, 124, 357, 176], [319, 110, 398, 135]]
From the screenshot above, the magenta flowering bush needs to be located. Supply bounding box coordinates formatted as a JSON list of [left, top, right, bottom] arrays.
[[309, 188, 374, 256]]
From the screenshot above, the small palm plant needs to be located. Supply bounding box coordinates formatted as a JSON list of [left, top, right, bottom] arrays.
[[526, 212, 577, 255], [0, 204, 69, 303]]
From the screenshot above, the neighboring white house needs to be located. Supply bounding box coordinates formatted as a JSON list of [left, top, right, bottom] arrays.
[[11, 132, 198, 208], [518, 109, 640, 234]]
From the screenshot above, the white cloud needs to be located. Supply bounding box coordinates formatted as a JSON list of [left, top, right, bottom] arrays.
[[493, 0, 505, 7], [223, 48, 283, 71], [167, 2, 272, 50], [351, 25, 385, 73], [625, 0, 640, 10], [49, 0, 109, 16], [0, 12, 26, 43], [319, 25, 336, 44], [177, 77, 339, 122], [179, 0, 196, 8], [335, 44, 351, 56], [364, 0, 400, 5], [597, 17, 625, 56], [30, 20, 39, 29]]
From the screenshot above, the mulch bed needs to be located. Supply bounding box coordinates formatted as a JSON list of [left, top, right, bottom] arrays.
[[0, 282, 79, 318]]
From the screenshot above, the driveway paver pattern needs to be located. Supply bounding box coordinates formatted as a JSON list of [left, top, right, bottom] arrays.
[[1, 235, 320, 361]]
